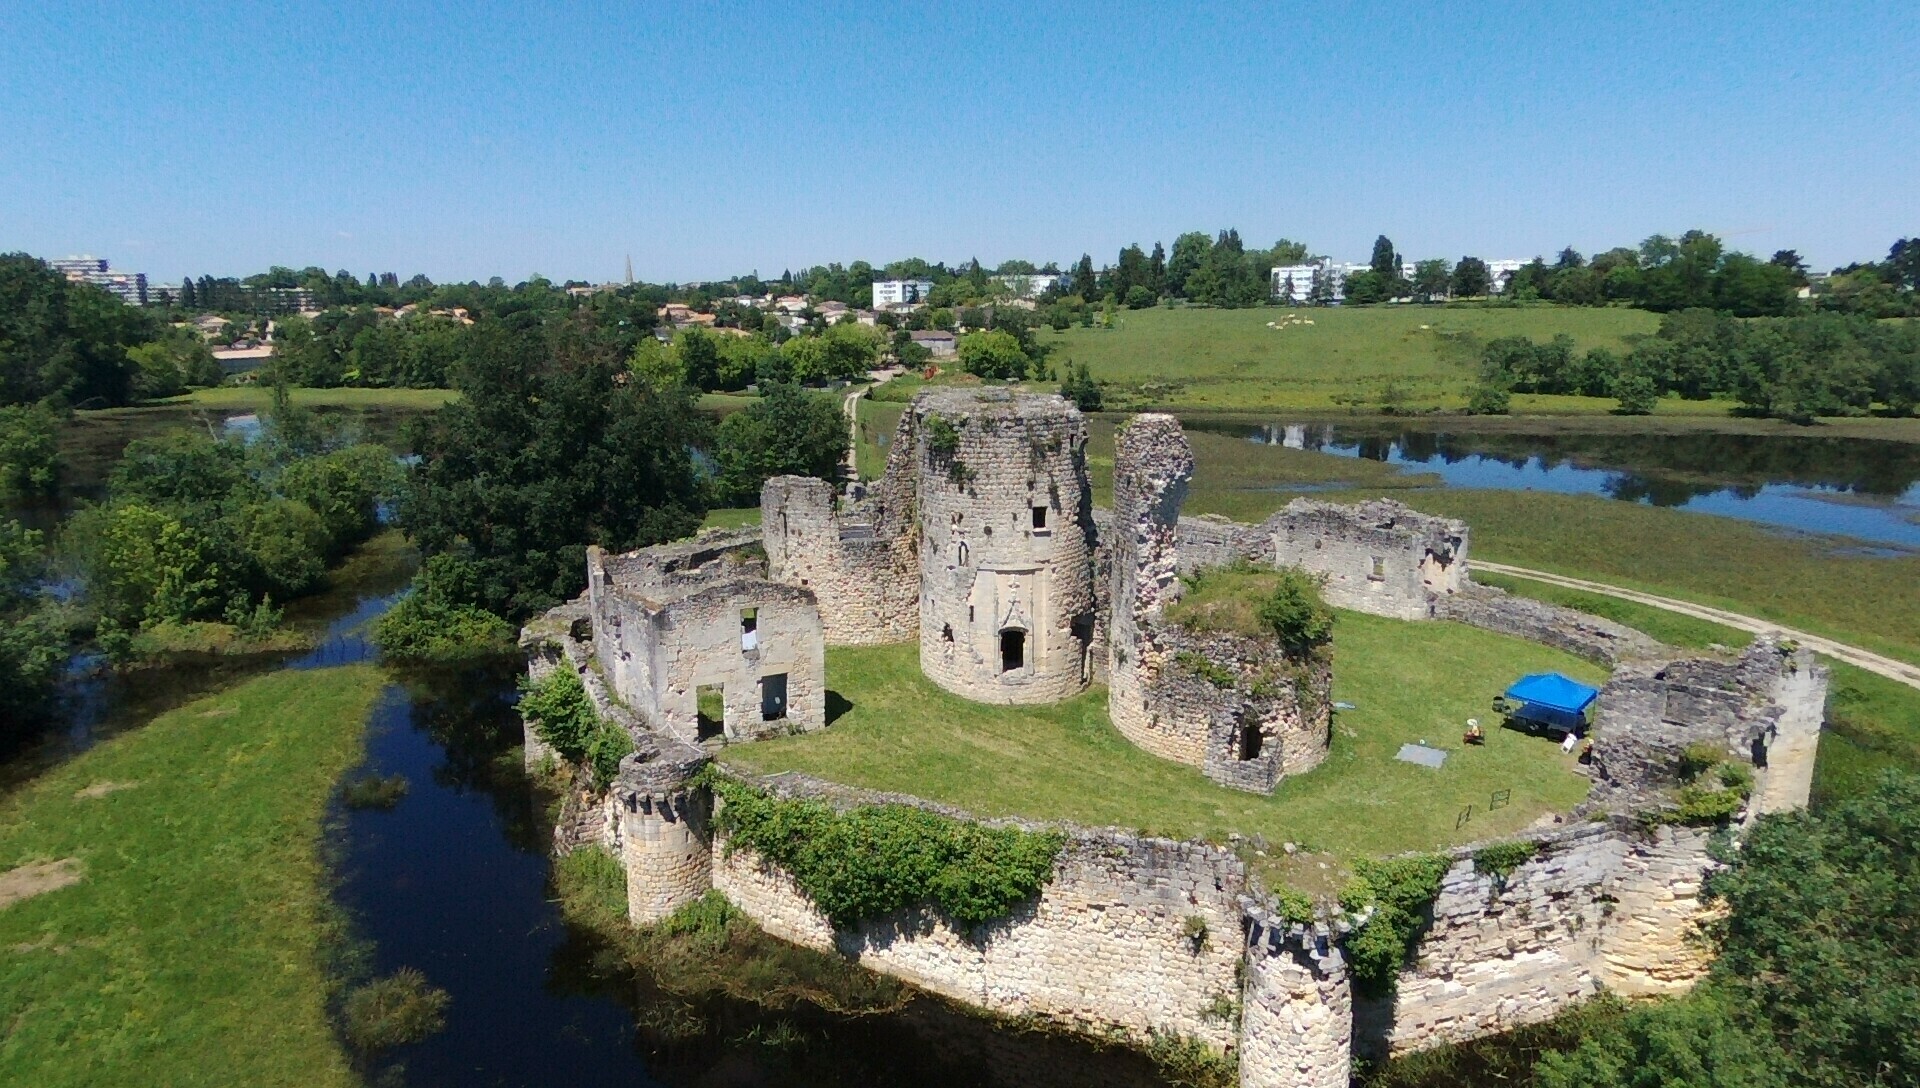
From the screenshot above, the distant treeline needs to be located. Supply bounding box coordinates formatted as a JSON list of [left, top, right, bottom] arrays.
[[1470, 310, 1920, 421], [1, 254, 221, 407]]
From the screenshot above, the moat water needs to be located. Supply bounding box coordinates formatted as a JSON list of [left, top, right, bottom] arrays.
[[1184, 420, 1920, 550]]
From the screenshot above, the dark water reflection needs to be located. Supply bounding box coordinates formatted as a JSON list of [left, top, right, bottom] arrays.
[[1191, 421, 1920, 548], [337, 659, 1178, 1087]]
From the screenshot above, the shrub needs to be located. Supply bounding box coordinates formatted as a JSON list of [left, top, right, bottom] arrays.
[[924, 414, 960, 456], [710, 777, 1064, 930], [1666, 784, 1746, 825], [373, 591, 516, 665], [1144, 1030, 1236, 1088], [517, 666, 631, 785], [1466, 381, 1512, 415], [1472, 840, 1542, 882], [1256, 568, 1335, 652], [1273, 885, 1316, 924], [1341, 854, 1452, 997], [342, 967, 449, 1053], [1678, 741, 1725, 781]]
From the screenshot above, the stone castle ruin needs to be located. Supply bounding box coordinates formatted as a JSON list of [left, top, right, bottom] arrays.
[[582, 531, 826, 744], [1109, 415, 1334, 792], [518, 388, 1832, 1088]]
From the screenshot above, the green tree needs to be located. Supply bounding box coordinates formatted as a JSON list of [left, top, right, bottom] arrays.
[[1411, 259, 1451, 301], [400, 322, 707, 618], [1451, 256, 1491, 298], [0, 520, 66, 726], [0, 403, 61, 496], [1059, 361, 1103, 412], [710, 382, 847, 505], [957, 330, 1029, 380]]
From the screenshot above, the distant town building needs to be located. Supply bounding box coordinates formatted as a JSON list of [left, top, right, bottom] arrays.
[[909, 329, 957, 358], [1272, 258, 1523, 301], [872, 279, 935, 310], [51, 255, 147, 305], [992, 273, 1065, 299], [1484, 259, 1525, 294]]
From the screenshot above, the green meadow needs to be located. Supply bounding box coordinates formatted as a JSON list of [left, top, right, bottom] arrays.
[[0, 666, 386, 1087]]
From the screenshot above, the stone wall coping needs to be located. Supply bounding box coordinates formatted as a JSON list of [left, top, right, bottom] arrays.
[[720, 767, 1244, 863]]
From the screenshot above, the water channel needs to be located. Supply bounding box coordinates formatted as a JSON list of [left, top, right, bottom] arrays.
[[1185, 420, 1920, 550]]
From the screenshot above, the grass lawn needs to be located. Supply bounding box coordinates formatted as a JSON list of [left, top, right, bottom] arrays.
[[0, 665, 387, 1087], [146, 386, 458, 411], [701, 506, 764, 530], [724, 613, 1600, 868], [1036, 304, 1661, 412]]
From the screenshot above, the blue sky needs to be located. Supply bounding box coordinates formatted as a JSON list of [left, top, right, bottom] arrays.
[[3, 2, 1914, 283]]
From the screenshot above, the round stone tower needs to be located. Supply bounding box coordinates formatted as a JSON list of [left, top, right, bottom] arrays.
[[910, 388, 1096, 704]]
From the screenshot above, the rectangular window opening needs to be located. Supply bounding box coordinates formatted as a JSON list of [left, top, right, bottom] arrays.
[[1031, 505, 1048, 529], [741, 607, 759, 651], [1000, 629, 1025, 673], [696, 685, 725, 741], [760, 673, 789, 722], [1370, 556, 1386, 580], [1237, 724, 1264, 761]]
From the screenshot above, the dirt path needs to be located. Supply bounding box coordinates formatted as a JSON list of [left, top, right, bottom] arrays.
[[1474, 561, 1920, 693], [842, 384, 865, 479]]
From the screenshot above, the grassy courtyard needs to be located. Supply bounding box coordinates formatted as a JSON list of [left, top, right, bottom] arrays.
[[0, 666, 386, 1087], [723, 612, 1601, 865]]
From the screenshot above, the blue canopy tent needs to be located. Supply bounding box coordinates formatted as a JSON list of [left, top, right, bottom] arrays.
[[1499, 673, 1600, 734]]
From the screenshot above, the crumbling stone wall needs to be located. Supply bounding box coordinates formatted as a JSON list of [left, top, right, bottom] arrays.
[[615, 757, 713, 924], [1356, 819, 1720, 1058], [1262, 499, 1469, 621], [1591, 637, 1827, 810], [1109, 415, 1332, 793], [911, 389, 1098, 704], [708, 775, 1248, 1050], [584, 542, 827, 744], [762, 474, 920, 645], [1434, 584, 1664, 665], [1109, 414, 1198, 762], [1238, 905, 1353, 1088]]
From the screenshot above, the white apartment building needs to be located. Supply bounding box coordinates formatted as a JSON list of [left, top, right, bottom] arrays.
[[992, 273, 1064, 299], [1485, 259, 1525, 294], [1272, 257, 1527, 300], [872, 279, 935, 309], [51, 255, 147, 305]]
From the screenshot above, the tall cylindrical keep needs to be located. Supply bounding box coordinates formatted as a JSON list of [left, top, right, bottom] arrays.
[[912, 389, 1096, 704]]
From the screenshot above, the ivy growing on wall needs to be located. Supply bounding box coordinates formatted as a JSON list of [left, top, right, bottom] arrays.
[[708, 776, 1066, 930], [1339, 853, 1453, 998], [517, 666, 633, 787], [1472, 840, 1544, 882]]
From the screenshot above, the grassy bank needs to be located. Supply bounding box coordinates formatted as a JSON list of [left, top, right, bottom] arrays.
[[143, 386, 458, 411], [725, 614, 1599, 866], [1037, 305, 1660, 412], [0, 665, 387, 1087]]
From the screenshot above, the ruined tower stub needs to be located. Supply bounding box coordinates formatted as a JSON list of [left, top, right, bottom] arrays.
[[1237, 911, 1353, 1088], [912, 388, 1097, 704], [1108, 414, 1196, 755], [614, 754, 713, 924]]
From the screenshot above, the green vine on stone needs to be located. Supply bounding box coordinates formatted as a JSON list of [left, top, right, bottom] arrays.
[[1339, 854, 1452, 999], [518, 666, 633, 787], [709, 777, 1065, 931], [1472, 840, 1543, 883]]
